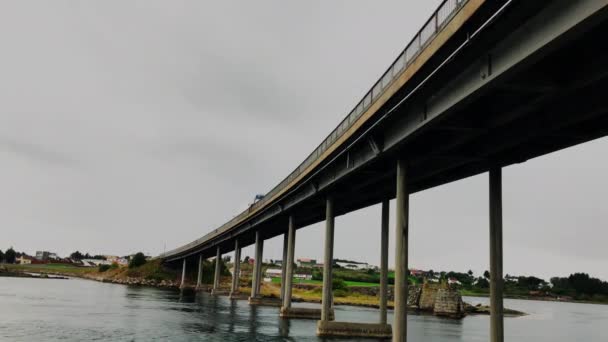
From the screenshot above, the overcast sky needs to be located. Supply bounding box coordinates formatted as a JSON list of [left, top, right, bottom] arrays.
[[1, 1, 606, 281]]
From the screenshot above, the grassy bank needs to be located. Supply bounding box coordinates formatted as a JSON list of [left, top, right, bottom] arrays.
[[6, 263, 96, 276], [4, 260, 179, 283]]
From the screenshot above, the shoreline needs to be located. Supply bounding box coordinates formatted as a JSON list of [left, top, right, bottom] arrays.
[[3, 265, 605, 307], [1, 268, 524, 316]]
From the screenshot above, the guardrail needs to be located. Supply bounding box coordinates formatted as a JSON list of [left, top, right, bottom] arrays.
[[161, 0, 468, 259]]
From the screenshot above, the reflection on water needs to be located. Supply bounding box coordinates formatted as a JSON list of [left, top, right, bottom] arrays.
[[0, 277, 606, 341]]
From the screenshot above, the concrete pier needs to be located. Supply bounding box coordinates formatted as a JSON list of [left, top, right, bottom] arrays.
[[314, 200, 391, 338], [283, 307, 333, 320], [250, 231, 264, 300], [212, 246, 221, 294], [489, 168, 504, 342], [320, 197, 335, 322], [230, 239, 241, 296], [196, 254, 203, 291], [179, 259, 186, 290], [248, 297, 282, 306], [380, 199, 389, 325], [282, 216, 296, 310], [393, 159, 409, 342], [280, 232, 288, 301]]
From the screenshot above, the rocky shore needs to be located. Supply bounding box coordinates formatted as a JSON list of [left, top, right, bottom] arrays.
[[83, 274, 181, 288]]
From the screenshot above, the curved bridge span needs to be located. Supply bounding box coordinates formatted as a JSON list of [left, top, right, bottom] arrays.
[[161, 1, 608, 340]]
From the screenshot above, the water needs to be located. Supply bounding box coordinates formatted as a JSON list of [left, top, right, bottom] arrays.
[[0, 277, 606, 341]]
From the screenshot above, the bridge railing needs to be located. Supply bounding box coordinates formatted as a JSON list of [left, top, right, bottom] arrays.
[[162, 0, 468, 259]]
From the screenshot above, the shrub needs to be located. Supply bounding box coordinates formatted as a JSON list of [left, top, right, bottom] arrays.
[[129, 252, 147, 269], [5, 248, 16, 264], [332, 277, 348, 291], [110, 262, 119, 270], [98, 264, 111, 272]]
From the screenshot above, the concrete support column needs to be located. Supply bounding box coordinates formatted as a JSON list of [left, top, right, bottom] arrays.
[[280, 232, 289, 301], [282, 216, 296, 309], [321, 197, 335, 322], [213, 246, 221, 292], [380, 199, 390, 325], [489, 168, 504, 342], [196, 254, 203, 290], [180, 259, 187, 289], [393, 159, 409, 342], [251, 231, 264, 298], [231, 240, 241, 295]]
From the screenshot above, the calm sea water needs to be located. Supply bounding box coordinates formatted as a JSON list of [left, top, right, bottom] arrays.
[[0, 277, 606, 341]]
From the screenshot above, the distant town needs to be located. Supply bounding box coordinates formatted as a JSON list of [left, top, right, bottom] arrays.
[[0, 247, 146, 268]]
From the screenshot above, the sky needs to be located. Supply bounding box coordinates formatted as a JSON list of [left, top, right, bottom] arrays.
[[1, 1, 606, 281]]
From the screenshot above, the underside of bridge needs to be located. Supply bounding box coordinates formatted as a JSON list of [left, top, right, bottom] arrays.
[[165, 0, 608, 261]]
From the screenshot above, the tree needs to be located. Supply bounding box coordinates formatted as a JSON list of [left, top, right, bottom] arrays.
[[243, 256, 250, 263], [517, 276, 546, 290], [476, 277, 489, 288], [0, 249, 4, 263], [5, 247, 16, 264], [484, 270, 491, 279], [467, 270, 474, 277], [129, 252, 147, 269], [70, 251, 84, 260]]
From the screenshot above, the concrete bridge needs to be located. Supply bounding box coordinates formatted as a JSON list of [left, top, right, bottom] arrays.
[[160, 0, 608, 340]]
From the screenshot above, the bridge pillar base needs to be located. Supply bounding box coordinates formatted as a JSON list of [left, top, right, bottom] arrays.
[[316, 321, 392, 339], [248, 296, 282, 306], [280, 307, 333, 320], [229, 292, 248, 300], [211, 289, 229, 296]]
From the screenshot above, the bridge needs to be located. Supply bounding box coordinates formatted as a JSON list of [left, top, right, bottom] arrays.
[[160, 0, 608, 340]]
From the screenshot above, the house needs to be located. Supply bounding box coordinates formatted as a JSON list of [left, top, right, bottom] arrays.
[[35, 251, 50, 261], [265, 269, 282, 278], [105, 255, 129, 266], [447, 277, 462, 286], [17, 256, 32, 265], [409, 269, 426, 277], [294, 273, 313, 280], [336, 261, 372, 271], [81, 259, 111, 267], [297, 258, 317, 268]]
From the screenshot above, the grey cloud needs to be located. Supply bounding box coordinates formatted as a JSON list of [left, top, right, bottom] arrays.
[[0, 137, 78, 167]]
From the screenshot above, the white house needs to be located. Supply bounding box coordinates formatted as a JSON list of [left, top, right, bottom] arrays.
[[336, 261, 372, 271], [265, 269, 282, 277]]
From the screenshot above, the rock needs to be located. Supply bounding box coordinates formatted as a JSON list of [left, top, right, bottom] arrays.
[[433, 288, 465, 318], [419, 283, 439, 311]]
